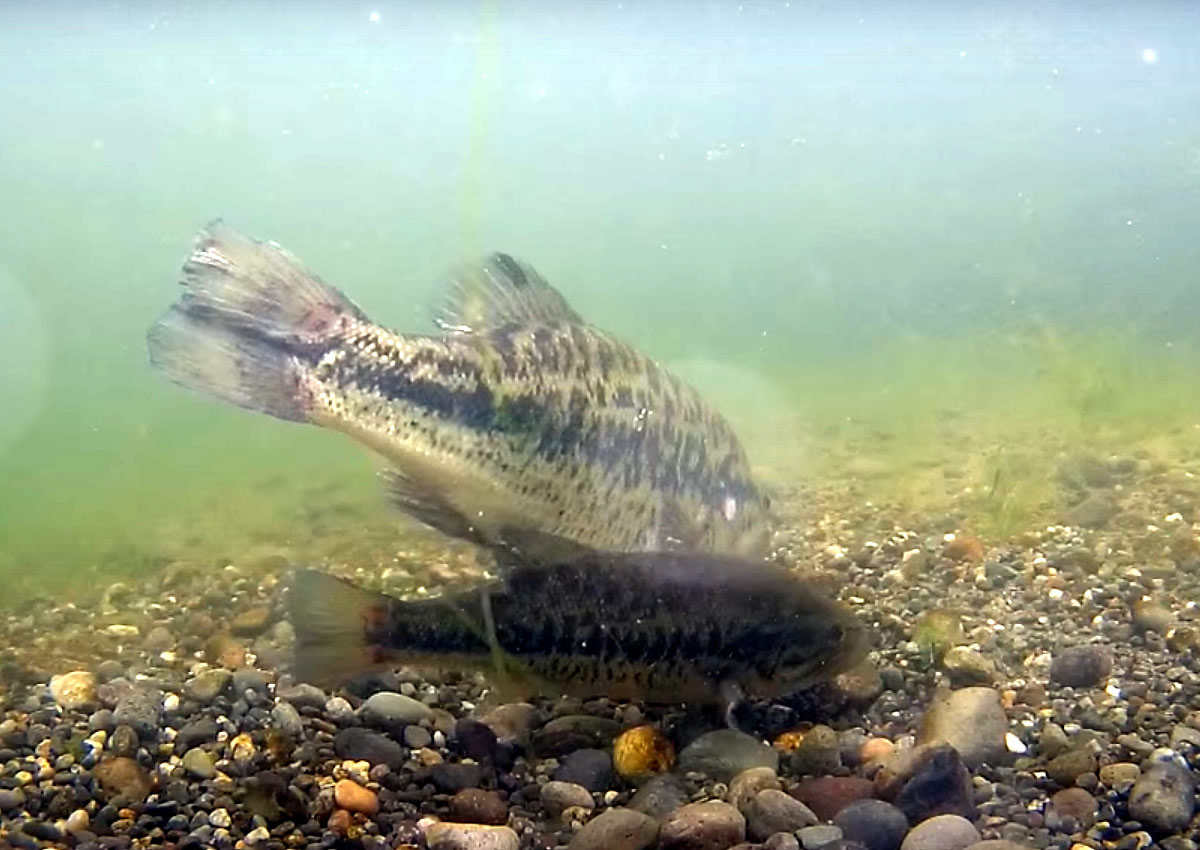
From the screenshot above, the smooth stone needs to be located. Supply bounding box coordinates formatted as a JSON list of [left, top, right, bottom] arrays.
[[108, 724, 139, 758], [449, 788, 508, 825], [1038, 724, 1070, 760], [678, 729, 779, 782], [0, 788, 26, 811], [479, 702, 536, 744], [65, 809, 90, 834], [175, 718, 218, 753], [182, 748, 216, 779], [183, 669, 232, 703], [918, 687, 1007, 768], [747, 789, 818, 841], [941, 648, 996, 686], [270, 700, 304, 737], [1128, 755, 1195, 835], [333, 779, 378, 815], [567, 806, 659, 850], [50, 671, 98, 711], [728, 766, 781, 815], [325, 696, 354, 722], [1045, 749, 1097, 787], [362, 691, 435, 732], [962, 843, 1036, 850], [788, 725, 842, 776], [231, 667, 271, 693], [541, 780, 596, 817], [231, 606, 272, 636], [629, 772, 691, 821], [767, 835, 802, 850], [554, 748, 614, 792], [431, 761, 485, 793], [660, 799, 747, 850], [426, 822, 520, 850], [1048, 646, 1113, 688], [405, 724, 433, 749], [1045, 787, 1098, 831], [454, 718, 500, 762], [334, 727, 405, 770], [800, 825, 847, 850], [276, 681, 327, 708], [1099, 762, 1140, 792], [793, 776, 875, 821], [892, 745, 976, 823], [534, 714, 622, 757], [899, 815, 981, 850], [834, 800, 909, 850]]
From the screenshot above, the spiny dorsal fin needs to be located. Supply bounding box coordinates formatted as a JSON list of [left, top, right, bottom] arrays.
[[434, 253, 583, 334]]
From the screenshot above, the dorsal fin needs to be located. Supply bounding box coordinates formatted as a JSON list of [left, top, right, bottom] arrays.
[[434, 253, 583, 334]]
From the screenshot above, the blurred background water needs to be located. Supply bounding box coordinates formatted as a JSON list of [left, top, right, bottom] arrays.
[[2, 0, 1200, 602]]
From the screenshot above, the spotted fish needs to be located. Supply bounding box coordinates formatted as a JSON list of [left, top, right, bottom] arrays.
[[147, 222, 772, 559], [288, 551, 867, 703]]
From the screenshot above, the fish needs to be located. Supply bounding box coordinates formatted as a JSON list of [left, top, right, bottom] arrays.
[[287, 550, 868, 704], [146, 222, 772, 559]]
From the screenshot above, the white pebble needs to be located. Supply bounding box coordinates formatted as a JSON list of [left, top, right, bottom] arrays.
[[433, 730, 446, 748], [245, 825, 270, 845], [103, 624, 140, 637], [603, 790, 619, 804], [163, 693, 180, 712], [1005, 733, 1027, 754], [65, 809, 90, 834], [209, 808, 232, 828]]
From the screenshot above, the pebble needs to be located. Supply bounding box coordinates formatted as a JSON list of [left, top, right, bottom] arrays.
[[362, 690, 435, 731], [0, 788, 26, 811], [1100, 762, 1141, 792], [629, 772, 692, 820], [941, 647, 996, 686], [404, 724, 433, 749], [176, 717, 218, 752], [183, 669, 232, 703], [728, 766, 782, 815], [1038, 723, 1070, 759], [535, 714, 622, 756], [767, 834, 803, 850], [834, 800, 910, 850], [449, 788, 509, 825], [93, 756, 152, 803], [567, 806, 659, 850], [541, 780, 596, 817], [325, 695, 354, 722], [892, 745, 976, 823], [555, 748, 614, 791], [1048, 645, 1113, 688], [65, 808, 90, 834], [659, 799, 747, 850], [918, 687, 1008, 768], [800, 825, 847, 850], [334, 778, 379, 815], [231, 605, 272, 636], [426, 822, 521, 850], [480, 702, 537, 743], [789, 724, 843, 776], [793, 776, 876, 821], [113, 687, 161, 740], [108, 724, 139, 758], [899, 814, 981, 850], [614, 724, 676, 781], [677, 729, 779, 782], [231, 666, 270, 693], [276, 681, 327, 708], [182, 747, 216, 779], [334, 726, 406, 769], [270, 699, 304, 737], [50, 670, 98, 710], [208, 807, 232, 828], [746, 789, 818, 840], [143, 625, 174, 652], [245, 825, 271, 845], [431, 760, 486, 793], [1128, 751, 1195, 835], [1045, 749, 1097, 787], [1046, 787, 1099, 831]]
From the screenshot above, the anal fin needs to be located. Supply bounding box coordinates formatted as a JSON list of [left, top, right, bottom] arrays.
[[379, 468, 486, 545]]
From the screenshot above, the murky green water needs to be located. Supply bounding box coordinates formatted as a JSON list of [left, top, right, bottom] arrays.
[[3, 2, 1200, 604]]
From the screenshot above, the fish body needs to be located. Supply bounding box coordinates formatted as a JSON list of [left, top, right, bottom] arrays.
[[289, 553, 867, 703], [147, 223, 771, 558]]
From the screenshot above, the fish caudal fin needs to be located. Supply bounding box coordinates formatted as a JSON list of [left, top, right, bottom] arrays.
[[146, 220, 367, 421], [288, 569, 390, 687]]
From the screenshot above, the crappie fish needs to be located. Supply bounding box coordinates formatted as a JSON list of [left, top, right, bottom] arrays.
[[147, 222, 772, 558], [288, 552, 867, 703]]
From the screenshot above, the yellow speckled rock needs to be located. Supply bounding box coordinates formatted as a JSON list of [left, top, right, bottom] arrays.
[[613, 725, 675, 782], [773, 730, 806, 752]]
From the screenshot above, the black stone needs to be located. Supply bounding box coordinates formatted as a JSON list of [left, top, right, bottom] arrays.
[[553, 748, 613, 792], [894, 744, 976, 822], [454, 718, 499, 762], [333, 727, 405, 770], [430, 761, 485, 793]]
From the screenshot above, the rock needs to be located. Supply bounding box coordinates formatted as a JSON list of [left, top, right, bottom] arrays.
[[891, 745, 976, 822], [918, 687, 1007, 768], [728, 766, 782, 815], [747, 789, 818, 840], [1128, 751, 1195, 835], [480, 702, 536, 743], [94, 756, 152, 803], [541, 781, 595, 817], [678, 729, 779, 782], [1063, 491, 1117, 528], [182, 748, 216, 779], [1045, 747, 1097, 787], [449, 788, 508, 825], [629, 772, 691, 820], [270, 700, 303, 737], [793, 776, 875, 821], [431, 761, 485, 793], [1099, 762, 1140, 792], [231, 667, 271, 693], [899, 814, 981, 850], [1048, 645, 1112, 688], [554, 748, 614, 792], [861, 738, 896, 765], [405, 724, 433, 749], [835, 660, 884, 708], [362, 691, 434, 733], [113, 687, 161, 741], [108, 724, 139, 758], [176, 718, 218, 753], [231, 606, 272, 636], [454, 718, 500, 762], [50, 670, 97, 711], [184, 669, 232, 703], [143, 626, 174, 652], [334, 779, 378, 815], [276, 681, 327, 708], [800, 825, 846, 850], [0, 788, 26, 811], [660, 800, 747, 850], [614, 724, 675, 781], [941, 648, 995, 686], [1171, 724, 1200, 751], [834, 800, 909, 850], [1045, 787, 1098, 832], [325, 695, 354, 722], [334, 727, 405, 770], [1037, 723, 1070, 759], [1131, 600, 1174, 635], [767, 834, 803, 850], [534, 715, 621, 757], [65, 809, 90, 834], [567, 807, 659, 850], [427, 823, 520, 850], [788, 725, 842, 776], [962, 843, 1034, 850]]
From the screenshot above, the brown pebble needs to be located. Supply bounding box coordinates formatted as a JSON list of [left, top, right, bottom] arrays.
[[943, 536, 985, 562], [231, 606, 273, 637], [613, 725, 676, 781], [449, 788, 509, 825], [204, 631, 247, 669], [328, 808, 352, 835], [334, 779, 379, 815], [1048, 787, 1099, 828], [860, 738, 895, 764], [792, 776, 874, 821]]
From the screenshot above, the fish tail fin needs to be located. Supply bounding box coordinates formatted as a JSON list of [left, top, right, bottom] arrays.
[[146, 220, 367, 421], [288, 569, 392, 687]]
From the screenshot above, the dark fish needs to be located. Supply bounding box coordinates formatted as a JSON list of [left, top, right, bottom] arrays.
[[288, 552, 867, 704], [147, 222, 772, 558]]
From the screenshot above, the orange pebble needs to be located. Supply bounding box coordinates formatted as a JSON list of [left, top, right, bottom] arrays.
[[860, 737, 895, 764]]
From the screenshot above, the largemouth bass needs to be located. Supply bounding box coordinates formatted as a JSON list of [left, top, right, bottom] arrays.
[[288, 552, 867, 703], [147, 222, 772, 558]]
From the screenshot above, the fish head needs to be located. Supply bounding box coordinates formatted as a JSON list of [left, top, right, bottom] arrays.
[[769, 603, 870, 693]]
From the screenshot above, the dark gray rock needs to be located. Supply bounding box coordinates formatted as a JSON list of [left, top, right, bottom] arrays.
[[677, 729, 779, 782], [659, 799, 746, 850], [270, 701, 303, 737], [362, 691, 434, 734], [108, 725, 139, 758], [540, 780, 595, 817], [175, 718, 218, 753], [834, 800, 909, 850], [113, 688, 161, 741], [231, 668, 270, 694], [534, 715, 621, 757], [1049, 645, 1113, 688], [567, 807, 658, 850], [1129, 750, 1195, 835], [554, 748, 613, 792], [898, 814, 980, 850], [746, 789, 818, 841], [894, 745, 976, 823], [454, 717, 499, 762], [629, 773, 691, 821], [276, 681, 327, 708], [431, 761, 485, 793], [333, 727, 405, 770]]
